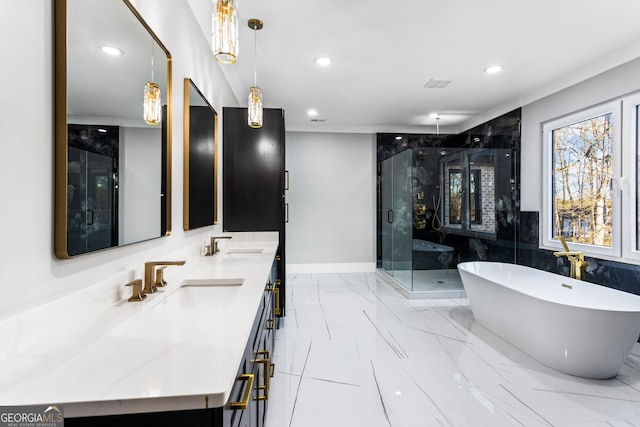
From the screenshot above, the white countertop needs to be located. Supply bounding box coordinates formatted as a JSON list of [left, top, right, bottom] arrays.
[[0, 232, 279, 417]]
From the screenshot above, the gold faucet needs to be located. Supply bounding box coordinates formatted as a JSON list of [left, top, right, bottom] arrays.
[[205, 235, 232, 256], [143, 261, 186, 294], [553, 237, 588, 280]]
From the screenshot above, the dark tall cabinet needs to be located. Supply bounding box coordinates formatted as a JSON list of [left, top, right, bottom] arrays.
[[223, 107, 286, 318]]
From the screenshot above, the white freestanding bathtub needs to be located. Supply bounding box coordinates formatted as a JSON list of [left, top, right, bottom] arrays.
[[458, 261, 640, 379]]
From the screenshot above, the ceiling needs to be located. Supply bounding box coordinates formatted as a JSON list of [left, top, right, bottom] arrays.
[[197, 0, 640, 134]]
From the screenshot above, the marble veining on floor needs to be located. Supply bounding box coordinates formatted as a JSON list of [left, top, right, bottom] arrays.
[[265, 272, 640, 427]]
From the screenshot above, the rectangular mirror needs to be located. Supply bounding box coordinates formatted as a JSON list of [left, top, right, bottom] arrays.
[[54, 0, 172, 258], [183, 78, 218, 230]]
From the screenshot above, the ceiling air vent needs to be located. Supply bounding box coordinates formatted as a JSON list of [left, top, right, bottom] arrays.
[[424, 78, 452, 89], [310, 119, 326, 122]]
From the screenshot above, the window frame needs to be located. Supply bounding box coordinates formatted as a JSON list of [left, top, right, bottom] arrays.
[[541, 100, 622, 259], [622, 92, 640, 261]]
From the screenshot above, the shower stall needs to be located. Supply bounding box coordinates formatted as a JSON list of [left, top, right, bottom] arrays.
[[380, 146, 516, 296]]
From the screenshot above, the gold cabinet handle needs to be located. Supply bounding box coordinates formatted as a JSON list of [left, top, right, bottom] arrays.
[[253, 350, 271, 401], [266, 318, 275, 331], [269, 362, 275, 378], [228, 373, 254, 410], [268, 285, 281, 316]]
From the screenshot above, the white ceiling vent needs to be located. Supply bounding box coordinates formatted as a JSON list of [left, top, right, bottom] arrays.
[[310, 119, 326, 123], [424, 78, 452, 89]]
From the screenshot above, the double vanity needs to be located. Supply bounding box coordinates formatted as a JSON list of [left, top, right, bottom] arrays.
[[0, 232, 280, 426]]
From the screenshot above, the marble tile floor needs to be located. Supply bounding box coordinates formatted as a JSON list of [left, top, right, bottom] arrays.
[[265, 271, 640, 427]]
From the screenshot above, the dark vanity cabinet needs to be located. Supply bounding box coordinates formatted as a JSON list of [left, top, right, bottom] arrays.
[[227, 275, 276, 427], [66, 266, 277, 427], [223, 107, 286, 319]]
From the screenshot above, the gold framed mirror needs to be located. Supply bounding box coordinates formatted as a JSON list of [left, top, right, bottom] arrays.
[[54, 0, 172, 258], [183, 78, 218, 230]]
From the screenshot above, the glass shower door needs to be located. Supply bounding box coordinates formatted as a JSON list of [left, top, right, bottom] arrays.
[[381, 158, 393, 272], [67, 147, 117, 256]]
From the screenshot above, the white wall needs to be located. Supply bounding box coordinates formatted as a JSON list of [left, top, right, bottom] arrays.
[[285, 132, 376, 273], [521, 57, 640, 212], [0, 0, 239, 319]]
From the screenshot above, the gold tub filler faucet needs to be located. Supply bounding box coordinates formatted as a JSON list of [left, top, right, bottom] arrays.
[[126, 260, 186, 301], [553, 237, 587, 280]]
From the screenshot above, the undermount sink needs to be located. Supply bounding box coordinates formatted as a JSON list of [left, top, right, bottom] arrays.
[[221, 248, 264, 259], [155, 278, 245, 309]]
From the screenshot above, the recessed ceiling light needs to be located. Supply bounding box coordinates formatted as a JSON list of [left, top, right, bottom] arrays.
[[314, 57, 332, 66], [100, 45, 123, 56], [307, 109, 318, 116], [484, 65, 503, 74]]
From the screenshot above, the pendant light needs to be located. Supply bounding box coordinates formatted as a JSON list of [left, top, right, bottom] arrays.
[[213, 0, 239, 64], [144, 41, 161, 125], [248, 19, 263, 128]]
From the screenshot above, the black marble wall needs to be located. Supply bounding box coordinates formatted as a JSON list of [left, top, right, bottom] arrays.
[[377, 109, 522, 267], [518, 211, 640, 295]]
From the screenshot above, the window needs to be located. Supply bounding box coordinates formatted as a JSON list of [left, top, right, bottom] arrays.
[[542, 94, 640, 263], [447, 168, 481, 225], [552, 112, 613, 247], [441, 149, 499, 237], [448, 169, 463, 224]]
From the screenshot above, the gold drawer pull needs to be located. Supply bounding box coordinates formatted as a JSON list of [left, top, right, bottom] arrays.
[[228, 373, 254, 410], [266, 318, 275, 330], [272, 286, 281, 316], [269, 362, 275, 378], [253, 350, 271, 401]]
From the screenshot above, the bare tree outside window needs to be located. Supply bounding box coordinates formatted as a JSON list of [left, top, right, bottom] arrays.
[[552, 114, 613, 247]]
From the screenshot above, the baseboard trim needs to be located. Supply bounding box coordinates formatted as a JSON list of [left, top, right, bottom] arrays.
[[287, 263, 376, 274]]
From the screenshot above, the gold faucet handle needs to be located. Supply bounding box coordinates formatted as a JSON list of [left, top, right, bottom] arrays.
[[155, 266, 168, 287], [126, 279, 146, 302], [204, 244, 211, 256]]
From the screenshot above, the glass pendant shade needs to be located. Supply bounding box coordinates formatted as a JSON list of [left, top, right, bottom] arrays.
[[248, 86, 263, 128], [213, 0, 238, 64], [143, 81, 162, 125]]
